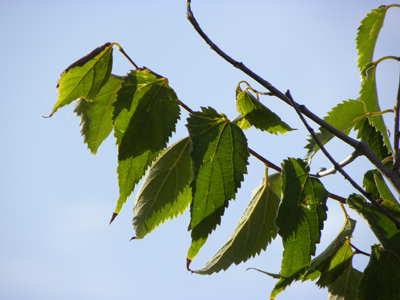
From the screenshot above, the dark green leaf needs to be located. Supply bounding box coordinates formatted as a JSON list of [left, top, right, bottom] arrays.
[[74, 75, 122, 154], [112, 69, 180, 214], [327, 264, 363, 300], [356, 6, 387, 71], [356, 245, 400, 300], [51, 43, 113, 116], [356, 118, 391, 162], [236, 90, 294, 134], [192, 169, 279, 275], [305, 100, 366, 162], [362, 170, 381, 200], [358, 65, 392, 152], [132, 137, 191, 239], [271, 158, 328, 298], [186, 107, 249, 261], [347, 194, 400, 257]]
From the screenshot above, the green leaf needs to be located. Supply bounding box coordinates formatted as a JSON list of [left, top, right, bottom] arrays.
[[51, 43, 114, 116], [356, 118, 391, 162], [192, 169, 279, 275], [73, 75, 123, 154], [305, 100, 366, 162], [303, 217, 357, 284], [347, 194, 400, 257], [112, 69, 180, 214], [327, 264, 363, 300], [362, 169, 381, 200], [236, 90, 294, 134], [374, 172, 399, 207], [358, 65, 392, 152], [356, 245, 400, 300], [186, 107, 249, 261], [132, 137, 191, 239], [271, 158, 328, 298], [356, 6, 387, 71]]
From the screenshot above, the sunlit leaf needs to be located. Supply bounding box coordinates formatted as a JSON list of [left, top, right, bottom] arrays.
[[112, 69, 180, 214], [303, 217, 357, 285], [305, 100, 366, 162], [271, 158, 328, 298], [186, 107, 249, 261], [358, 65, 392, 152], [132, 137, 191, 239], [356, 5, 387, 71], [347, 194, 400, 257], [236, 90, 294, 134], [74, 75, 123, 154], [357, 245, 400, 300], [327, 264, 363, 300], [192, 169, 279, 274], [51, 43, 114, 116]]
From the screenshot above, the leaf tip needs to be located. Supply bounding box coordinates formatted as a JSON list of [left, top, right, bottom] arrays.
[[186, 258, 193, 273], [109, 212, 118, 225], [130, 236, 137, 242]]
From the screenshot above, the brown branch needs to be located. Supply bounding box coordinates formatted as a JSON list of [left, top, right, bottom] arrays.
[[286, 90, 400, 229]]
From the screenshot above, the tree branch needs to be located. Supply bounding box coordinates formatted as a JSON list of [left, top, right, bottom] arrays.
[[286, 90, 400, 229], [185, 0, 400, 196]]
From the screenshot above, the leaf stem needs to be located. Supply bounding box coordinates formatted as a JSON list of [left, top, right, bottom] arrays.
[[286, 90, 400, 229], [113, 43, 140, 70]]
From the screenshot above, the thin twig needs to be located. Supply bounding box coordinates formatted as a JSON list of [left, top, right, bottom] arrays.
[[316, 150, 361, 177], [393, 67, 400, 170], [286, 90, 400, 229], [350, 243, 370, 257], [185, 0, 400, 196]]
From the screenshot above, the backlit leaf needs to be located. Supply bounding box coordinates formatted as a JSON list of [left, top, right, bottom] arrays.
[[74, 75, 123, 154], [112, 69, 180, 214], [132, 137, 191, 239], [358, 65, 392, 152], [327, 264, 363, 300], [305, 100, 366, 162], [356, 245, 400, 300], [356, 5, 387, 71], [186, 107, 249, 261], [236, 90, 294, 134], [303, 217, 357, 284], [271, 158, 328, 298], [192, 169, 279, 275], [51, 43, 113, 116], [347, 194, 400, 257]]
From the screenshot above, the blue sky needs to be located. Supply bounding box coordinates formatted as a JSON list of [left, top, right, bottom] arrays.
[[1, 1, 399, 299]]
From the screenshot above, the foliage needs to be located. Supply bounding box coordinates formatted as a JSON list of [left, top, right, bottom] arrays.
[[48, 3, 400, 299]]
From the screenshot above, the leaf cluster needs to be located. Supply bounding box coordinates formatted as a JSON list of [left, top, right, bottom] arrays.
[[48, 3, 400, 300]]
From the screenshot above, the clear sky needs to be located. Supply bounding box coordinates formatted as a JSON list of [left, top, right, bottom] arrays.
[[1, 0, 399, 299]]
